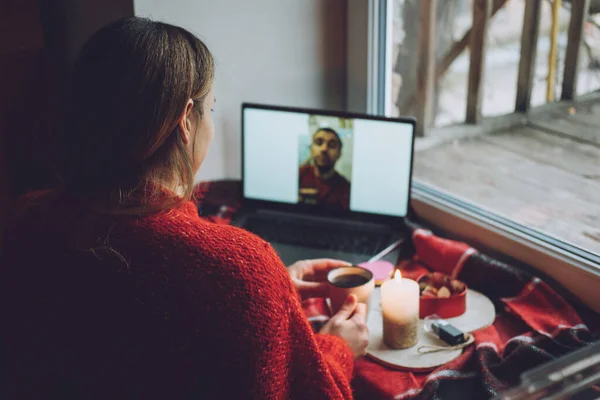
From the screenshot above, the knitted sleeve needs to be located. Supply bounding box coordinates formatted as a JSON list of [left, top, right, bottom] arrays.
[[258, 239, 355, 399], [286, 297, 355, 399], [199, 225, 355, 399]]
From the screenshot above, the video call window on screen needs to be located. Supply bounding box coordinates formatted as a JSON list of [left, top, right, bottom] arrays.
[[243, 107, 414, 218], [298, 116, 353, 210]]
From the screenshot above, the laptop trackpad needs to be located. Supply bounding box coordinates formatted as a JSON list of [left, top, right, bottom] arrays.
[[271, 242, 399, 267]]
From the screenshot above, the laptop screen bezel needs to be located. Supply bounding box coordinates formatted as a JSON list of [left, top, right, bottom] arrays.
[[241, 103, 417, 227]]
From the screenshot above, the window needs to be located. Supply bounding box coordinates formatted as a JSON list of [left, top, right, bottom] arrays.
[[384, 0, 600, 260]]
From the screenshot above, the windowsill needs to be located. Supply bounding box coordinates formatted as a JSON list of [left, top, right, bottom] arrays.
[[411, 186, 600, 314]]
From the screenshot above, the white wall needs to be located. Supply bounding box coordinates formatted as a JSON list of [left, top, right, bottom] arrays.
[[134, 0, 347, 181]]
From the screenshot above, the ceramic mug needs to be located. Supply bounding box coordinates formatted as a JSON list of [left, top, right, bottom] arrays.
[[327, 266, 375, 315]]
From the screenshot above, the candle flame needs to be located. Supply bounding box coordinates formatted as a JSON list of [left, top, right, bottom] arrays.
[[394, 270, 402, 281]]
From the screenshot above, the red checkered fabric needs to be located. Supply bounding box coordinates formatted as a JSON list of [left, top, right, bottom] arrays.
[[305, 230, 599, 399], [196, 181, 600, 399]]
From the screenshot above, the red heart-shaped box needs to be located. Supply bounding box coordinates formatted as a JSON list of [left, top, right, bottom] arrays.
[[417, 273, 467, 319]]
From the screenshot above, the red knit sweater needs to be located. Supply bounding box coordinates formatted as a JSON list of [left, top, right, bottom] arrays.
[[0, 195, 354, 399]]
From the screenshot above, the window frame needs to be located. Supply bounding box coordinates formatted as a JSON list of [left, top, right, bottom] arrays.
[[346, 0, 391, 115], [347, 0, 600, 313], [412, 183, 600, 313]]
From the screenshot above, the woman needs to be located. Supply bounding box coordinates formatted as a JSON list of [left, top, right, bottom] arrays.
[[0, 17, 368, 399]]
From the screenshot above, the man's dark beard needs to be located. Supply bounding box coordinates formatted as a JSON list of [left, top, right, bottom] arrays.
[[315, 164, 334, 176]]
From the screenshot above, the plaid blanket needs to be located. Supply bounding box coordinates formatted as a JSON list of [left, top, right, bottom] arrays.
[[351, 229, 599, 399], [196, 180, 600, 400]]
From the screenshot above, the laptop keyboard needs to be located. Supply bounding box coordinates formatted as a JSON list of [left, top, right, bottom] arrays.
[[241, 216, 391, 255]]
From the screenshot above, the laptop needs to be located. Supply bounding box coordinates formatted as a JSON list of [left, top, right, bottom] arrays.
[[232, 103, 416, 266]]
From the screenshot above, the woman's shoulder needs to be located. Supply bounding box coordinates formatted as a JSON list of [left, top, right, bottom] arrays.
[[4, 189, 72, 234], [148, 202, 266, 247], [139, 202, 296, 303], [144, 201, 288, 278]]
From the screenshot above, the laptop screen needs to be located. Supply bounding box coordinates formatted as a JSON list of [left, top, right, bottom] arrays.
[[242, 105, 415, 218]]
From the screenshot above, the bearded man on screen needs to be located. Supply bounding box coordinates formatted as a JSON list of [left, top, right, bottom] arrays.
[[298, 127, 351, 210]]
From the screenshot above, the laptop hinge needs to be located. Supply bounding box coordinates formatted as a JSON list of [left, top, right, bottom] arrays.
[[253, 208, 392, 230]]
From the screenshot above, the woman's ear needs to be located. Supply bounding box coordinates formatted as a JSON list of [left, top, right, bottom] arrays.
[[178, 99, 195, 145]]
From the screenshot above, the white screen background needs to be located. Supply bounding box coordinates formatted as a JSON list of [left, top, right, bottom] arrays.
[[243, 109, 307, 203], [350, 119, 413, 216]]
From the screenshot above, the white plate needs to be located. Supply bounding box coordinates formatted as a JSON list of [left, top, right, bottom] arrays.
[[365, 287, 495, 371]]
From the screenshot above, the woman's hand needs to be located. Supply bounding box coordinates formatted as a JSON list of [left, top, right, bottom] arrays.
[[288, 258, 351, 299], [320, 294, 369, 359]]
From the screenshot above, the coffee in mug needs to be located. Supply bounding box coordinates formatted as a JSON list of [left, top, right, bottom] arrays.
[[331, 274, 370, 288], [327, 266, 375, 315]]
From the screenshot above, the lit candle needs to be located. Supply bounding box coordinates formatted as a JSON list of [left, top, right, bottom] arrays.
[[381, 270, 420, 349]]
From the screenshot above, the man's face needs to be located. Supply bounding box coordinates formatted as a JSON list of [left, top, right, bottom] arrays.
[[311, 130, 341, 169]]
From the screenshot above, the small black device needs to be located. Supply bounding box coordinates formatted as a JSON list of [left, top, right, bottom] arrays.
[[431, 320, 467, 346]]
